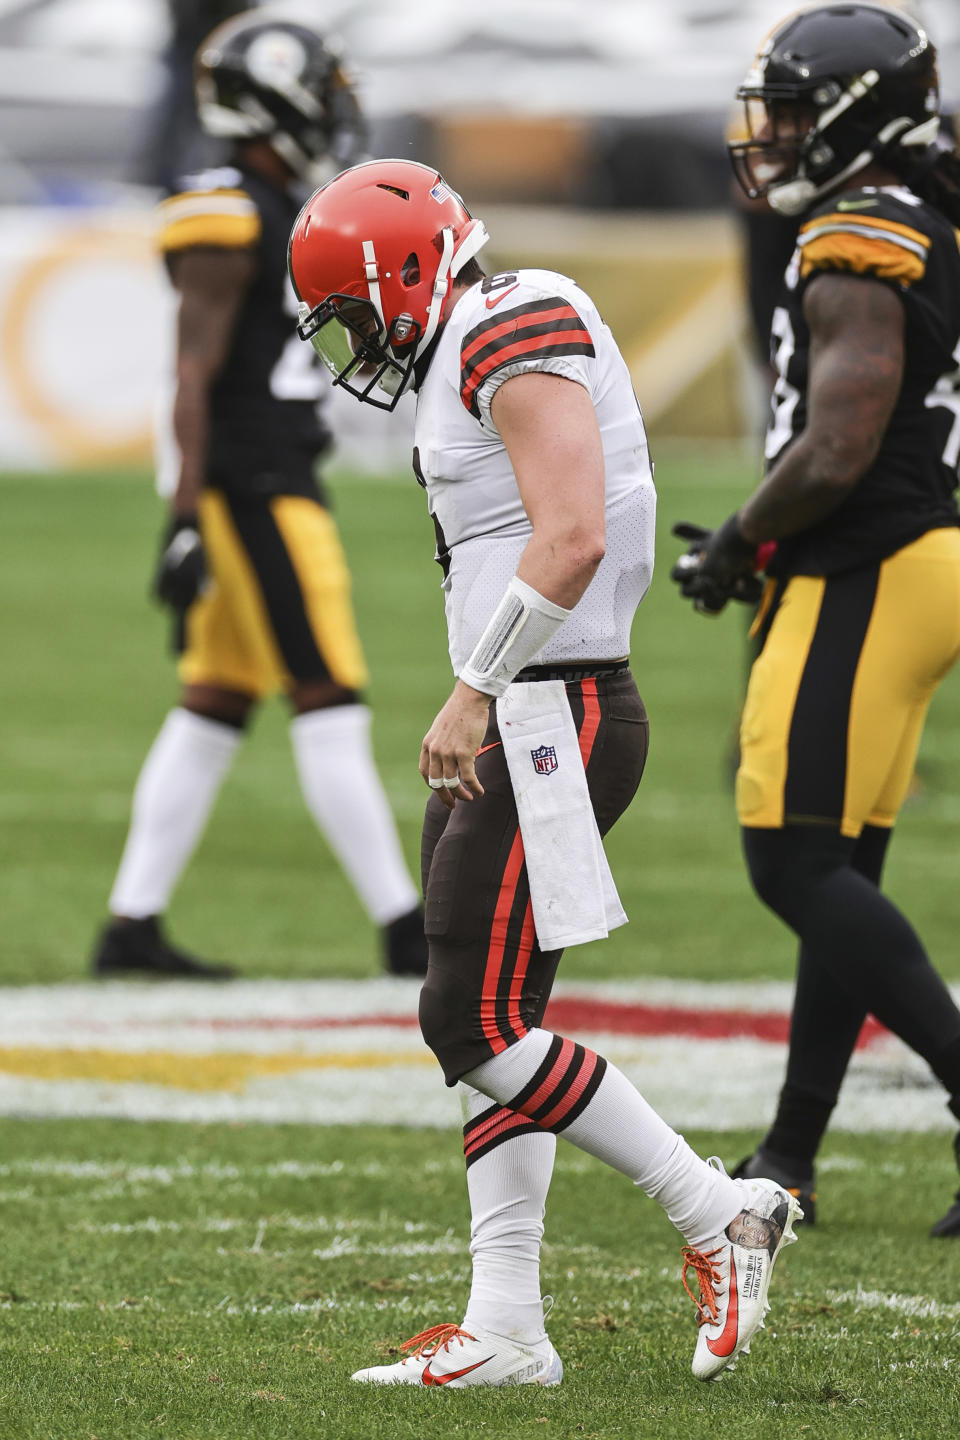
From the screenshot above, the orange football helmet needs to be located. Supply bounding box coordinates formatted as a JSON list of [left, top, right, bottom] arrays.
[[288, 159, 489, 408]]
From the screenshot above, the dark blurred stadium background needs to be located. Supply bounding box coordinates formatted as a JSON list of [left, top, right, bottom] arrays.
[[0, 0, 954, 476]]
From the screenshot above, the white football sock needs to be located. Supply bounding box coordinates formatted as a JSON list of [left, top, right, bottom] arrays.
[[109, 708, 241, 919], [464, 1028, 744, 1248], [290, 705, 418, 925], [459, 1083, 556, 1345]]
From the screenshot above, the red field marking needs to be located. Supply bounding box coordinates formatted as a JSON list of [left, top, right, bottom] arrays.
[[165, 1000, 888, 1050], [544, 997, 887, 1049]]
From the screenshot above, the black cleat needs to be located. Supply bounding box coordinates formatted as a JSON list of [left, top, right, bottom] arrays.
[[91, 916, 238, 981], [383, 905, 428, 977], [930, 1132, 960, 1238], [732, 1146, 817, 1227]]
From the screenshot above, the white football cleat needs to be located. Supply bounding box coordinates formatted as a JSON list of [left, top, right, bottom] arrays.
[[351, 1321, 563, 1387], [682, 1176, 803, 1381]]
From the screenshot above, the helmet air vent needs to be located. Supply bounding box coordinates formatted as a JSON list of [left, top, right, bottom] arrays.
[[376, 184, 410, 200]]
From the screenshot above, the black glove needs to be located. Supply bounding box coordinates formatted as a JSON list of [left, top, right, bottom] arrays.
[[153, 515, 206, 610], [670, 516, 763, 615]]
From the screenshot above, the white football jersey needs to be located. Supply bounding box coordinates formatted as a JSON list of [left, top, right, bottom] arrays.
[[414, 268, 656, 676]]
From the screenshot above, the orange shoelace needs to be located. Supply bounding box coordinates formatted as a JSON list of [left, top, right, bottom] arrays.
[[399, 1323, 477, 1361], [681, 1245, 723, 1327]]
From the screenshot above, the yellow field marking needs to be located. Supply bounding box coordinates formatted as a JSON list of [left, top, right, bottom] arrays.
[[0, 1046, 436, 1092]]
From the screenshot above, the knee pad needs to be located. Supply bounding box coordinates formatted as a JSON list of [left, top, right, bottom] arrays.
[[419, 958, 480, 1085]]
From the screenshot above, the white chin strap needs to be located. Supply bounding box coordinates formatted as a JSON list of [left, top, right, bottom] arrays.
[[768, 111, 942, 217], [768, 159, 869, 216], [421, 225, 456, 353], [362, 217, 491, 399]]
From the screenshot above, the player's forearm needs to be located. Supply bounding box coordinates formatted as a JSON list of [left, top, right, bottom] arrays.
[[738, 435, 863, 545], [515, 524, 605, 610], [171, 378, 210, 517]]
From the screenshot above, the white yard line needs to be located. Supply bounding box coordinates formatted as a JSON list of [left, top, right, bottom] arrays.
[[827, 1288, 960, 1321]]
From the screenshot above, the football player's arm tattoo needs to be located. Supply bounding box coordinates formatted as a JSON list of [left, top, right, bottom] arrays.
[[737, 272, 905, 545], [169, 247, 258, 518]]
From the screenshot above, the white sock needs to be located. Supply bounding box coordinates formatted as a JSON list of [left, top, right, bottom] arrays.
[[290, 705, 418, 925], [459, 1083, 556, 1345], [108, 708, 241, 918], [465, 1028, 744, 1248]]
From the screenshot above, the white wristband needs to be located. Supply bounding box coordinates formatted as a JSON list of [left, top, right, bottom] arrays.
[[458, 576, 572, 698]]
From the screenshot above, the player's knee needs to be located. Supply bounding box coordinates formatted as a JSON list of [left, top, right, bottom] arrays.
[[181, 685, 254, 729], [290, 680, 360, 713], [419, 961, 474, 1083]]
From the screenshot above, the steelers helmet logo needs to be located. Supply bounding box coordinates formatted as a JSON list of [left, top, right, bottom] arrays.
[[246, 29, 308, 88]]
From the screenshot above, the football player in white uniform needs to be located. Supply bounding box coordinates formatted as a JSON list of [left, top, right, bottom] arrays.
[[289, 160, 803, 1385]]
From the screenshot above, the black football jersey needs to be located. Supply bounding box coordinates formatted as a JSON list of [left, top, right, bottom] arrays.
[[763, 184, 960, 577], [157, 165, 332, 498]]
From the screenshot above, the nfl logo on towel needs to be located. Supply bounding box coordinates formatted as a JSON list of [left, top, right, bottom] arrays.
[[531, 744, 558, 775]]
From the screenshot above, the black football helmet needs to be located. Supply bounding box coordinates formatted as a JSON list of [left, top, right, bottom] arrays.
[[194, 9, 365, 187], [729, 3, 940, 215]]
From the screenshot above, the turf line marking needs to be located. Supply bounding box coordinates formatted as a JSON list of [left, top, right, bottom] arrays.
[[107, 1000, 890, 1049], [827, 1288, 960, 1320], [0, 978, 955, 1129]]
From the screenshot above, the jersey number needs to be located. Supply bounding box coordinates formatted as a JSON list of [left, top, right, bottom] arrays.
[[480, 272, 519, 294], [765, 305, 801, 462], [924, 334, 960, 475]]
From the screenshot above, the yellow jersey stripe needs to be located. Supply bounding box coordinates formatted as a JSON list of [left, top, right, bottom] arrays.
[[157, 187, 257, 222], [799, 231, 926, 285], [157, 188, 261, 252], [800, 212, 931, 251]]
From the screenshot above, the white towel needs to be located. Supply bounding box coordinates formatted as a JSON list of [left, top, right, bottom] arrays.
[[496, 679, 627, 951]]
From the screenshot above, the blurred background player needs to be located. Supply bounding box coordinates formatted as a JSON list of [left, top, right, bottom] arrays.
[[673, 2, 960, 1236], [91, 10, 428, 981]]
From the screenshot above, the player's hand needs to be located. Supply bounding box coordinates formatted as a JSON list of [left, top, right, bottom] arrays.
[[670, 516, 763, 615], [419, 681, 491, 810], [153, 515, 206, 610]]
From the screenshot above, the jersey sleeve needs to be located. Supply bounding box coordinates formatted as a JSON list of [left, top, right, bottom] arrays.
[[156, 185, 262, 255], [459, 293, 596, 424], [797, 196, 931, 288]]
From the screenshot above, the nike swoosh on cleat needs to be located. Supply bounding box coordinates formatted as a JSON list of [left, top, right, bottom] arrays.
[[421, 1356, 493, 1385], [706, 1252, 739, 1357], [485, 284, 519, 309]]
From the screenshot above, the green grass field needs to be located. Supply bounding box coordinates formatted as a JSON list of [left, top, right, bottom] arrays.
[[3, 447, 958, 986], [2, 1121, 959, 1440], [1, 449, 959, 1439]]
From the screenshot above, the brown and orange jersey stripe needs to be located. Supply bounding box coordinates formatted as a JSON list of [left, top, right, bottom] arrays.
[[459, 297, 595, 418]]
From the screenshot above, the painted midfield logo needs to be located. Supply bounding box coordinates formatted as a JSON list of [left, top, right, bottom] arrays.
[[531, 744, 558, 775]]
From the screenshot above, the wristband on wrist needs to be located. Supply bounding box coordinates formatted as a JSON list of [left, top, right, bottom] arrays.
[[458, 576, 572, 698]]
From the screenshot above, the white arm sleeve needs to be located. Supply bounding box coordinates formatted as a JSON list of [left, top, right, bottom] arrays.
[[458, 576, 572, 698]]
